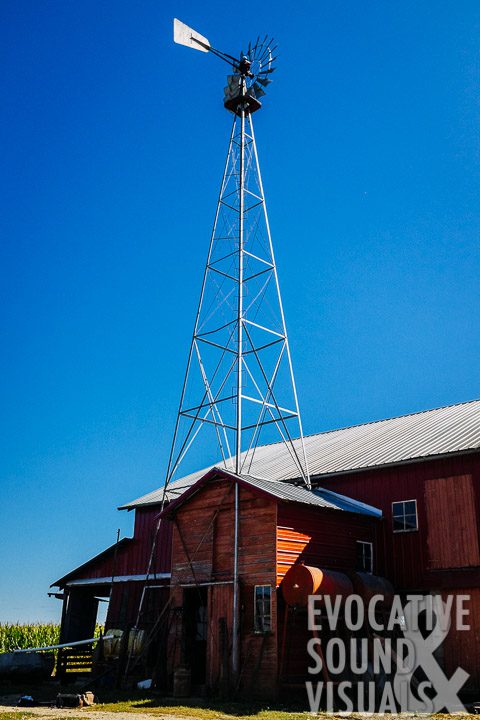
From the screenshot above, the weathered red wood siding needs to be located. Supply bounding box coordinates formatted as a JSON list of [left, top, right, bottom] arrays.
[[276, 502, 381, 585], [106, 582, 169, 630], [442, 588, 480, 692], [168, 477, 278, 696], [132, 508, 172, 575], [425, 474, 480, 569], [318, 453, 480, 591]]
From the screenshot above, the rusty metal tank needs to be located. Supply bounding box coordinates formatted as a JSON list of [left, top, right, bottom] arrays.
[[282, 563, 353, 607], [352, 572, 395, 606]]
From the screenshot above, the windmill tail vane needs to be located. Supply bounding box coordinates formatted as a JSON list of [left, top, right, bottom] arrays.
[[173, 18, 277, 116], [168, 19, 310, 491]]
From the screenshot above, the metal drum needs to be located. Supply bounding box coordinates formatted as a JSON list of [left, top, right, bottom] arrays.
[[352, 572, 395, 606], [282, 563, 353, 607]]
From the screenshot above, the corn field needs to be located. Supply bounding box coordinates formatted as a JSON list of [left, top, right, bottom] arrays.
[[0, 623, 104, 653]]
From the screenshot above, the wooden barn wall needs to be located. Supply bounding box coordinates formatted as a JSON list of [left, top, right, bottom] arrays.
[[239, 578, 278, 696], [425, 474, 480, 569], [106, 581, 170, 630], [276, 503, 381, 585], [168, 478, 278, 695], [106, 581, 143, 628], [133, 508, 172, 574], [442, 588, 480, 692], [318, 453, 480, 592], [166, 586, 183, 679], [170, 481, 233, 585], [170, 480, 277, 585], [207, 584, 233, 690]]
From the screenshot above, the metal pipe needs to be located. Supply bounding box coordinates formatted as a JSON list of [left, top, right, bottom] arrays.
[[232, 481, 240, 680], [235, 89, 245, 476], [14, 635, 114, 654], [232, 81, 246, 683]]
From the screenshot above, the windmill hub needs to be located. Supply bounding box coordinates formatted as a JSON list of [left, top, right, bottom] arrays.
[[239, 56, 253, 76], [223, 76, 261, 117]]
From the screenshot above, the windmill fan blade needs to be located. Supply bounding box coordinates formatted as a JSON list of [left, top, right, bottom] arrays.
[[256, 77, 272, 87], [173, 18, 210, 52], [256, 48, 270, 63], [252, 83, 266, 98], [257, 44, 276, 65]]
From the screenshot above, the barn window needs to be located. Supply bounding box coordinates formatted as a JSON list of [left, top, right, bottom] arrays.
[[254, 585, 272, 633], [392, 500, 418, 532], [356, 541, 373, 573]]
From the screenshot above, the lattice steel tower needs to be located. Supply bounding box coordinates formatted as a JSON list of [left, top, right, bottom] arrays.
[[168, 20, 310, 489]]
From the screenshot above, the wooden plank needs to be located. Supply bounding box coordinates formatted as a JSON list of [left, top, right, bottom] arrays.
[[425, 475, 480, 569]]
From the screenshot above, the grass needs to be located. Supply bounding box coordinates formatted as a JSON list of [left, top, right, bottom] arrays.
[[0, 686, 475, 720], [0, 698, 475, 720], [86, 694, 477, 719], [0, 691, 314, 720], [88, 693, 332, 720]]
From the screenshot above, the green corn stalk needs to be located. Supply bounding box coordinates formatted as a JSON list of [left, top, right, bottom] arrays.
[[0, 623, 104, 653]]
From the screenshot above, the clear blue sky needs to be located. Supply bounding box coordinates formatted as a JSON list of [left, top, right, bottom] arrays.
[[1, 0, 479, 623]]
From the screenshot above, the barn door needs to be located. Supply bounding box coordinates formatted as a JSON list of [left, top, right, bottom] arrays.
[[183, 587, 208, 684], [60, 588, 99, 643]]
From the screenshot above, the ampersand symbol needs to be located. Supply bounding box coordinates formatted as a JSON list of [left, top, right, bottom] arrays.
[[393, 595, 469, 713]]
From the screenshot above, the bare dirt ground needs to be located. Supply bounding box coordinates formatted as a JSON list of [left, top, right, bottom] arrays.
[[0, 706, 476, 720], [0, 708, 184, 720]]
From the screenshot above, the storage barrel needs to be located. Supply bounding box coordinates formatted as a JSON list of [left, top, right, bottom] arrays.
[[282, 563, 353, 607]]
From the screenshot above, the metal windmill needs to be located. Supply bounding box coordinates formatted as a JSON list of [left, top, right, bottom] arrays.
[[168, 19, 311, 492], [126, 22, 311, 684]]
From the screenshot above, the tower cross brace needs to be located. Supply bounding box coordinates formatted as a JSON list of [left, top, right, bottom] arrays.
[[164, 79, 310, 493]]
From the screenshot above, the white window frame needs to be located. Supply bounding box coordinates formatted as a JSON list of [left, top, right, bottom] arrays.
[[356, 540, 374, 574], [254, 584, 272, 634], [392, 499, 418, 533]]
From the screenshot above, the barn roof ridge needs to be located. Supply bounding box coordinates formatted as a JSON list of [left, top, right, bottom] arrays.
[[119, 397, 480, 510], [263, 396, 480, 446]]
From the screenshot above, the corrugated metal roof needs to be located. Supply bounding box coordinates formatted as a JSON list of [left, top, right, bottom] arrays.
[[235, 474, 381, 516], [120, 398, 480, 509], [160, 467, 381, 518]]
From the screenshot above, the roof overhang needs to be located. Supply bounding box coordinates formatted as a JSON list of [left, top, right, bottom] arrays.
[[61, 573, 170, 588]]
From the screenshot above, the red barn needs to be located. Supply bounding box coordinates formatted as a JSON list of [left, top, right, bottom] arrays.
[[52, 398, 480, 696], [160, 467, 381, 695]]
